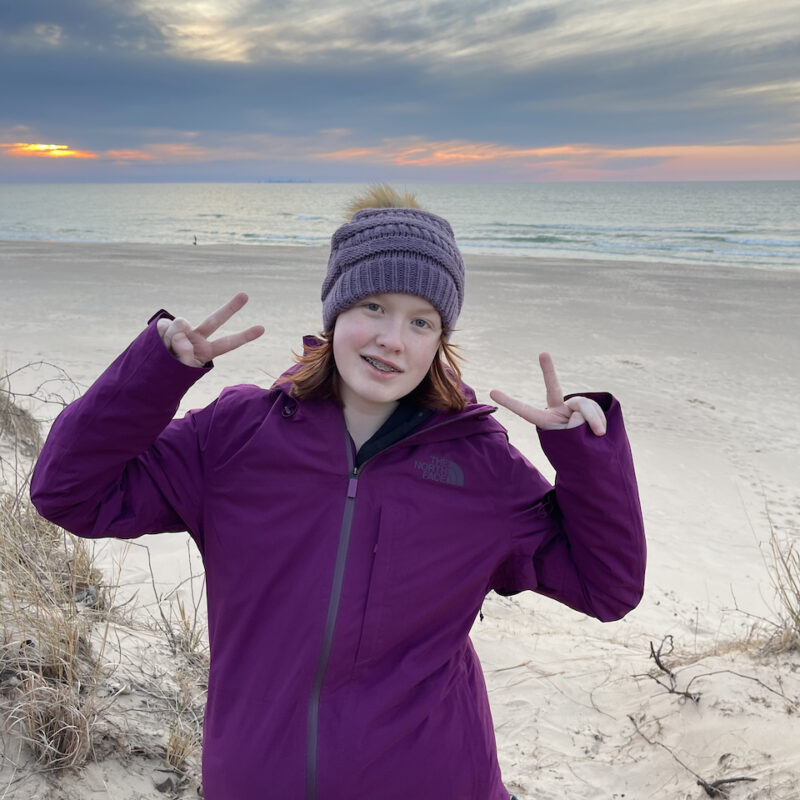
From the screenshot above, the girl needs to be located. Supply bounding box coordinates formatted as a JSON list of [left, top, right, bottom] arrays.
[[31, 189, 646, 799]]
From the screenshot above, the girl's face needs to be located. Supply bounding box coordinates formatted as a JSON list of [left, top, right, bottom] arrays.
[[333, 292, 442, 417]]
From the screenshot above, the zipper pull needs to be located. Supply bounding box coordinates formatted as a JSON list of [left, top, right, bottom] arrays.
[[347, 470, 359, 498]]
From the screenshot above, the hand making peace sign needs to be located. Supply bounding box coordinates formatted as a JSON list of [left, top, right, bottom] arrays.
[[490, 352, 607, 436], [156, 292, 265, 368]]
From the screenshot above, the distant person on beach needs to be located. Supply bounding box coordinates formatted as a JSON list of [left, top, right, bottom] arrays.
[[31, 185, 646, 800]]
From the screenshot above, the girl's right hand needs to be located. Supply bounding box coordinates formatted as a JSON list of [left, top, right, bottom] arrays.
[[156, 292, 265, 368], [490, 352, 607, 436]]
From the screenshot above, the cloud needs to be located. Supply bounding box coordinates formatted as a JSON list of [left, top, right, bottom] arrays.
[[0, 0, 165, 52], [314, 136, 800, 180], [105, 148, 157, 163], [1, 0, 798, 180]]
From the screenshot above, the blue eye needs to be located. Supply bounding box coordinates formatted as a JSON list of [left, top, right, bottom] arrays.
[[366, 302, 381, 312], [412, 318, 430, 329]]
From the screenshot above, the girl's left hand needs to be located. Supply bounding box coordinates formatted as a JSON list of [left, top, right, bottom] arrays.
[[490, 352, 607, 436]]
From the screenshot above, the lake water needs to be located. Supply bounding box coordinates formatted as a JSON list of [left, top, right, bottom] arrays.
[[0, 181, 798, 271]]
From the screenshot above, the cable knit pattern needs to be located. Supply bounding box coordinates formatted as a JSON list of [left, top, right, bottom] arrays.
[[321, 207, 465, 332]]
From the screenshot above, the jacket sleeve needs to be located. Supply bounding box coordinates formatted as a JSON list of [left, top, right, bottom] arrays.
[[490, 393, 646, 622], [30, 316, 215, 551]]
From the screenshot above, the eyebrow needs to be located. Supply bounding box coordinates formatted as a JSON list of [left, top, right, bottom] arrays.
[[408, 305, 438, 317], [367, 294, 439, 317]]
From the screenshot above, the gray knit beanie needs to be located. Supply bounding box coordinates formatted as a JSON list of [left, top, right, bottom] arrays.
[[321, 207, 465, 333]]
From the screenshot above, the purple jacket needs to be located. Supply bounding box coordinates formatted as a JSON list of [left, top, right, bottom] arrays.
[[31, 318, 646, 799]]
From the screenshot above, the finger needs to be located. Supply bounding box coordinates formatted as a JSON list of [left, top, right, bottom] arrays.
[[539, 352, 564, 410], [490, 389, 562, 428], [162, 318, 192, 350], [156, 318, 171, 339], [170, 330, 200, 366], [208, 325, 265, 359], [565, 396, 607, 436], [194, 292, 250, 338]]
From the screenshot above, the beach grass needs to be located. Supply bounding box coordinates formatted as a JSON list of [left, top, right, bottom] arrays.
[[1, 370, 206, 796], [763, 515, 800, 654], [0, 479, 110, 770]]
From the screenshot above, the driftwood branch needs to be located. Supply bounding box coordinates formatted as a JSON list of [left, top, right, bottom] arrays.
[[646, 636, 701, 703], [642, 636, 799, 712], [628, 715, 756, 798]]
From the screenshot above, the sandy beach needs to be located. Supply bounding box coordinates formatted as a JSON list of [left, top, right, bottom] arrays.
[[1, 239, 799, 799]]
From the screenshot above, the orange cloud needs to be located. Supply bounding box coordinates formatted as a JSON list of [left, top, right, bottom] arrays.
[[105, 143, 212, 164], [106, 148, 157, 162], [315, 140, 605, 167], [1, 142, 98, 159], [314, 138, 800, 180]]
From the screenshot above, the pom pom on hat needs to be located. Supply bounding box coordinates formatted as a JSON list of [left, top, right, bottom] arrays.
[[321, 205, 465, 333]]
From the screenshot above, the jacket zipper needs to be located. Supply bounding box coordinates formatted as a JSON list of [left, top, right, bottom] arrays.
[[306, 430, 358, 800], [304, 405, 492, 798]]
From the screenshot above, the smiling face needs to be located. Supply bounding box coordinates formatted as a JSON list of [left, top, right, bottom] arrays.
[[332, 292, 443, 419]]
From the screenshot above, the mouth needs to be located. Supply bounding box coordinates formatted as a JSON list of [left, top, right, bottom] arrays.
[[361, 355, 401, 374]]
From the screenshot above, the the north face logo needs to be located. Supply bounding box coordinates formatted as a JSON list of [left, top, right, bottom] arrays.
[[414, 456, 464, 487]]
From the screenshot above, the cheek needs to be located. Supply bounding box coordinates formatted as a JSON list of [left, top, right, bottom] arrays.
[[413, 341, 440, 375], [331, 336, 353, 377], [331, 318, 361, 359]]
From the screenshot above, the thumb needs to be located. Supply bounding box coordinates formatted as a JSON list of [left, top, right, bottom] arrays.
[[170, 329, 196, 362]]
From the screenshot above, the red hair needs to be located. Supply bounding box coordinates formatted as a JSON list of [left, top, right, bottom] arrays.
[[287, 333, 467, 412]]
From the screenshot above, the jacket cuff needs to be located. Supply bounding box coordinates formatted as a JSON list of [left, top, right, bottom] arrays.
[[147, 308, 175, 325], [536, 392, 623, 468], [145, 309, 215, 372]]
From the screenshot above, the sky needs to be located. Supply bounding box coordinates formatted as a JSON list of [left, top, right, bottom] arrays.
[[1, 0, 799, 182]]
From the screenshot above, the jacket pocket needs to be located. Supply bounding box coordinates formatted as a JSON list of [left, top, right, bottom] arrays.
[[352, 503, 404, 669]]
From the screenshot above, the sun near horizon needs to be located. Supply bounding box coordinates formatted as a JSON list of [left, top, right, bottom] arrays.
[[1, 142, 97, 159]]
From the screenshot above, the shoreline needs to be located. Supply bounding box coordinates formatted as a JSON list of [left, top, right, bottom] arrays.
[[2, 235, 799, 275]]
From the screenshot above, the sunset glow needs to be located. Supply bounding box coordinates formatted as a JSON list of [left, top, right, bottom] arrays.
[[314, 139, 800, 180], [106, 149, 158, 163], [1, 142, 98, 159]]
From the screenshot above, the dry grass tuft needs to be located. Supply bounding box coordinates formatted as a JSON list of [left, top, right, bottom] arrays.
[[0, 374, 42, 459], [162, 668, 203, 775], [166, 717, 199, 772], [7, 672, 96, 768], [143, 541, 208, 666], [762, 517, 800, 654], [0, 388, 115, 772], [0, 498, 112, 770]]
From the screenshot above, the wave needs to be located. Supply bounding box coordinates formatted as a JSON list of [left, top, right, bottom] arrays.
[[486, 221, 749, 236], [594, 239, 800, 260], [595, 240, 709, 253], [723, 236, 800, 247], [240, 232, 327, 243], [478, 235, 571, 245], [713, 248, 800, 259], [460, 239, 568, 251]]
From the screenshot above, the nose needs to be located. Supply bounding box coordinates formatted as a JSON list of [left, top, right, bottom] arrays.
[[375, 317, 404, 351]]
